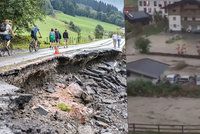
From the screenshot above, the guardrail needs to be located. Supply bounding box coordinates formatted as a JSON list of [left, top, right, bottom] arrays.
[[129, 123, 200, 133]]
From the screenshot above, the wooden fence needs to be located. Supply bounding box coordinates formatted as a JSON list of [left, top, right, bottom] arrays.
[[129, 123, 200, 133]]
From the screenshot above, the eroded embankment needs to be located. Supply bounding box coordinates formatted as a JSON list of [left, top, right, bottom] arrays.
[[0, 49, 127, 134]]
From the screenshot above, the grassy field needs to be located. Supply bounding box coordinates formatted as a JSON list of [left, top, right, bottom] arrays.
[[36, 12, 120, 42]]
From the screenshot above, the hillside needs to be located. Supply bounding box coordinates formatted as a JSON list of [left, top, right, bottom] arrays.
[[35, 12, 120, 43]]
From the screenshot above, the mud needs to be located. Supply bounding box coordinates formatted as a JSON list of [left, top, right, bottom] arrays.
[[0, 49, 127, 134]]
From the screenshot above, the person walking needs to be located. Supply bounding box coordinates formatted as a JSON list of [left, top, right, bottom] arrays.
[[55, 29, 61, 47], [49, 28, 55, 49], [112, 33, 117, 48], [117, 34, 122, 48], [63, 30, 69, 48]]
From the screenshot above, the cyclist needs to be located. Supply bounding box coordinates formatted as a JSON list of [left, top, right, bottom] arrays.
[[0, 19, 15, 47], [31, 25, 42, 48]]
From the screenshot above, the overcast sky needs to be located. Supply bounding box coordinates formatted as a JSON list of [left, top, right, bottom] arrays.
[[96, 0, 124, 11]]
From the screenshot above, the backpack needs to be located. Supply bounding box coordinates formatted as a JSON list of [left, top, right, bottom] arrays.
[[49, 32, 55, 40], [31, 30, 34, 36], [0, 23, 7, 32]]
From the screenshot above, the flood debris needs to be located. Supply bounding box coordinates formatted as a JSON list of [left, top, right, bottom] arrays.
[[0, 50, 127, 134]]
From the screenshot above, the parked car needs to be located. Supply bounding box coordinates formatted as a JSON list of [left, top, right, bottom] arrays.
[[178, 75, 194, 84], [165, 74, 180, 84], [195, 75, 200, 86]]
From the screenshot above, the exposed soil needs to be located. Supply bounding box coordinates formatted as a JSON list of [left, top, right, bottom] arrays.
[[0, 49, 128, 134]]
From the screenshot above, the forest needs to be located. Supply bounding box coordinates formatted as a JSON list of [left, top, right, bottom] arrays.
[[50, 0, 124, 26]]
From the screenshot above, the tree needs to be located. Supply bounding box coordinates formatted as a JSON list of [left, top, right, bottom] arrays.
[[135, 37, 151, 53], [94, 25, 104, 39], [0, 0, 46, 32]]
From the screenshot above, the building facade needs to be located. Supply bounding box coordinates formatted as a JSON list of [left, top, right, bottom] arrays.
[[138, 0, 180, 16], [165, 0, 200, 31]]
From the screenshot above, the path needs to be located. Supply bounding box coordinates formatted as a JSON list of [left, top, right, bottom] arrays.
[[0, 38, 125, 73]]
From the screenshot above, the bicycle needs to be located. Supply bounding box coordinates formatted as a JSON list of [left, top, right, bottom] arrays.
[[0, 37, 13, 57], [29, 38, 40, 52]]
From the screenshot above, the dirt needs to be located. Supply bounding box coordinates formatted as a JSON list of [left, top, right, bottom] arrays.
[[0, 49, 128, 134], [128, 97, 200, 125]]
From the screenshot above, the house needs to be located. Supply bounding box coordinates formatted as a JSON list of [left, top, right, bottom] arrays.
[[127, 58, 169, 81], [163, 0, 200, 32], [125, 11, 152, 25], [138, 0, 180, 16]]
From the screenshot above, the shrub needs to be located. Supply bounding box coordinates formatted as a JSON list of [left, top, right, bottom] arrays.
[[135, 37, 151, 53], [57, 103, 71, 112], [127, 79, 181, 97]]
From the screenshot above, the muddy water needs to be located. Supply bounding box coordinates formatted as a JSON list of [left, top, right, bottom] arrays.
[[0, 50, 127, 134]]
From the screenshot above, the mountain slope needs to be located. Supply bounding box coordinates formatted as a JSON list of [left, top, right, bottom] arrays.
[[35, 12, 120, 42]]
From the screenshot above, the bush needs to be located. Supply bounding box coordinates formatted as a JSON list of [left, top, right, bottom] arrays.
[[127, 79, 181, 97], [135, 37, 151, 53], [94, 24, 104, 39], [69, 21, 81, 33], [57, 103, 71, 112]]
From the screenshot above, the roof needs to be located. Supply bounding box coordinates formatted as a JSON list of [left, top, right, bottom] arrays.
[[127, 58, 169, 79], [163, 0, 200, 9], [125, 11, 151, 21]]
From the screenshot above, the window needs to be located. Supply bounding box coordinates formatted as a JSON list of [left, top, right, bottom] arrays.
[[173, 17, 176, 20], [147, 0, 150, 6], [144, 8, 147, 12], [154, 1, 157, 6], [139, 1, 142, 6], [154, 8, 157, 12], [172, 9, 176, 12], [184, 17, 187, 21], [192, 17, 196, 21], [159, 4, 162, 7], [173, 24, 177, 28], [148, 8, 152, 13], [144, 1, 147, 6], [164, 1, 167, 6]]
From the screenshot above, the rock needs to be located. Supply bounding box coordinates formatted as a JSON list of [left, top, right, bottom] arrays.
[[95, 121, 109, 128], [81, 92, 93, 103], [102, 99, 116, 104], [55, 83, 66, 88], [116, 76, 126, 87], [94, 115, 110, 124], [78, 125, 94, 134], [85, 86, 96, 95], [0, 126, 13, 134], [33, 105, 49, 116], [0, 81, 20, 96], [74, 75, 83, 86], [9, 94, 32, 109], [67, 83, 84, 98], [45, 86, 55, 93]]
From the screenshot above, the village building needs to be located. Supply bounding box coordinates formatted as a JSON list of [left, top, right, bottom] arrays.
[[127, 58, 169, 81], [124, 11, 152, 25], [138, 0, 180, 16], [164, 0, 200, 32]]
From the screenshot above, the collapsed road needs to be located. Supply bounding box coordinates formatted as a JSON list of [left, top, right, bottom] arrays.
[[0, 47, 127, 134]]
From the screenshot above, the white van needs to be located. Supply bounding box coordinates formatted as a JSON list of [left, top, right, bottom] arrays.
[[166, 74, 180, 84], [195, 75, 200, 86]]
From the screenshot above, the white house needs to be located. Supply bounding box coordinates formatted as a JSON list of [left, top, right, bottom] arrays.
[[138, 0, 180, 16]]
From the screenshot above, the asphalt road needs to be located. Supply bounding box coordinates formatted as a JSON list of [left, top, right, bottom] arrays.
[[0, 38, 125, 71]]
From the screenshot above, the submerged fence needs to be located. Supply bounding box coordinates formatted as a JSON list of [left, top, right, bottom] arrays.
[[129, 123, 200, 133]]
